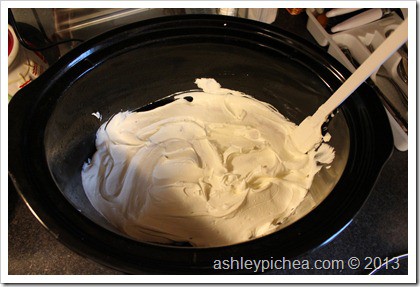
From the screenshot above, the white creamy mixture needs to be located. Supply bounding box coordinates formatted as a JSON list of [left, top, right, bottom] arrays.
[[81, 78, 335, 247]]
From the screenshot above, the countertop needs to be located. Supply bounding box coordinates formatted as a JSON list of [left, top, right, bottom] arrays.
[[8, 9, 408, 276]]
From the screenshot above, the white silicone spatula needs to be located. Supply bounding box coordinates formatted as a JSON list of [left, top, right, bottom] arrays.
[[290, 18, 408, 153]]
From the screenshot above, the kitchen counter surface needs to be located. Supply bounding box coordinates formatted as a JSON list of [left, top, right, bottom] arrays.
[[8, 9, 408, 276]]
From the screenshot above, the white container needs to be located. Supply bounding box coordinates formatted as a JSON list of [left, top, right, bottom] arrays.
[[306, 9, 408, 151], [8, 24, 48, 100]]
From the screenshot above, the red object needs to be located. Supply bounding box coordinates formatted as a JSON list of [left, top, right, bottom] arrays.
[[8, 29, 14, 56], [316, 13, 328, 28], [19, 79, 31, 89]]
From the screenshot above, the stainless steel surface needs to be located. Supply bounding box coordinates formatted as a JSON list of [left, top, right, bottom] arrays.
[[340, 44, 407, 133], [367, 44, 407, 107], [55, 8, 154, 31], [385, 28, 408, 84], [376, 66, 408, 106], [397, 55, 408, 84]]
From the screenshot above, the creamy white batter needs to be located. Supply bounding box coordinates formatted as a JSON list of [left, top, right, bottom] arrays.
[[81, 78, 335, 247]]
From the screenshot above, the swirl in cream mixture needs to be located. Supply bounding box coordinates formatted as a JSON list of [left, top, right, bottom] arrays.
[[81, 78, 335, 247]]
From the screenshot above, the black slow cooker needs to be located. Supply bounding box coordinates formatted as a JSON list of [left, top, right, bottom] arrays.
[[8, 15, 393, 274]]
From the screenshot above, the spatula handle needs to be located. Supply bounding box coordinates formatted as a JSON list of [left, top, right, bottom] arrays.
[[312, 18, 408, 125]]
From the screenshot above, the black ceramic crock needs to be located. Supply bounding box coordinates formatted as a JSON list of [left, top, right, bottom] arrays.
[[8, 15, 393, 274]]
